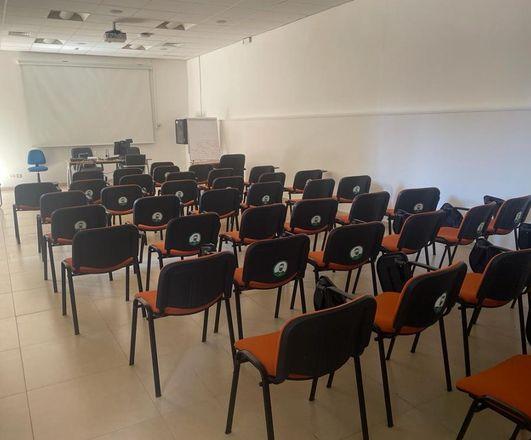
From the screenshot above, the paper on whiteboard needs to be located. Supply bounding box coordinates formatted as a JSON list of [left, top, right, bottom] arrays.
[[187, 118, 221, 163]]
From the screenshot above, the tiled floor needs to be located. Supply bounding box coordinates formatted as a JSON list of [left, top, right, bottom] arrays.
[[0, 189, 527, 439]]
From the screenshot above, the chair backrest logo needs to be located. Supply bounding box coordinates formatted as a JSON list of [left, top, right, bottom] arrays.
[[85, 189, 94, 199], [189, 232, 201, 246], [349, 245, 363, 261], [261, 194, 271, 204], [152, 212, 163, 223], [273, 260, 288, 278], [352, 185, 361, 195], [175, 190, 184, 199], [476, 221, 485, 235], [514, 211, 522, 224], [74, 220, 87, 231], [433, 292, 447, 314], [118, 196, 128, 206], [311, 215, 322, 226], [413, 202, 424, 212]]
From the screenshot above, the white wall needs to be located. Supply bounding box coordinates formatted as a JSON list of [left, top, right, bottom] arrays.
[[0, 51, 188, 187], [187, 0, 531, 208]]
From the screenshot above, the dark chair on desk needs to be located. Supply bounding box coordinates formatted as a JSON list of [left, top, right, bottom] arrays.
[[13, 182, 60, 244], [27, 149, 48, 182], [123, 154, 146, 172]]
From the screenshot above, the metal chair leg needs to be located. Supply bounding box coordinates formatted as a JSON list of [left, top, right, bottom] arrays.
[[517, 294, 527, 354], [370, 259, 378, 296], [274, 286, 282, 318], [48, 241, 58, 293], [225, 359, 241, 434], [224, 297, 236, 354], [299, 279, 306, 313], [61, 262, 67, 316], [146, 248, 152, 290], [129, 299, 139, 365], [377, 336, 393, 427], [261, 380, 275, 440], [289, 278, 298, 310], [354, 356, 369, 440], [385, 336, 396, 361], [326, 372, 335, 388], [125, 266, 130, 301], [460, 306, 471, 376], [67, 269, 79, 335], [214, 300, 221, 333], [13, 206, 20, 244], [456, 400, 480, 440], [234, 287, 244, 339], [202, 308, 209, 342], [439, 317, 452, 391], [146, 310, 161, 397], [309, 378, 318, 401], [410, 333, 421, 353]]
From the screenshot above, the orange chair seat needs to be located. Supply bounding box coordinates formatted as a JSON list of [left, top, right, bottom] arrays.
[[107, 208, 133, 216], [485, 219, 512, 236], [436, 226, 473, 245], [151, 241, 199, 257], [234, 267, 296, 290], [284, 222, 328, 235], [456, 355, 531, 418], [308, 251, 362, 271], [138, 223, 167, 232], [459, 272, 509, 308], [335, 212, 349, 224], [285, 187, 303, 194], [220, 230, 273, 245], [381, 234, 416, 254], [63, 257, 133, 274], [374, 292, 424, 335], [45, 233, 72, 245], [337, 197, 353, 203], [235, 331, 280, 376], [136, 290, 220, 316]]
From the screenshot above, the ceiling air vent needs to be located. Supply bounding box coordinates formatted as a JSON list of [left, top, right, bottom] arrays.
[[47, 10, 90, 22], [156, 22, 195, 31], [34, 38, 63, 45]]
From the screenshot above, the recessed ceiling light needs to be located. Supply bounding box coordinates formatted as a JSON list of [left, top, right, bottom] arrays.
[[110, 9, 123, 14], [34, 38, 63, 45], [161, 42, 184, 48], [122, 43, 147, 50], [216, 19, 227, 24], [156, 21, 195, 31], [47, 10, 90, 22], [75, 42, 87, 45], [140, 32, 154, 38], [8, 31, 32, 37]]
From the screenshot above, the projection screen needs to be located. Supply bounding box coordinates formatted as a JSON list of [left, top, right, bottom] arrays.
[[20, 62, 155, 147]]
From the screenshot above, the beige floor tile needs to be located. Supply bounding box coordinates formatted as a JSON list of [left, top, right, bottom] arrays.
[[0, 293, 15, 319], [28, 366, 159, 440], [93, 416, 175, 440], [0, 317, 20, 352], [0, 393, 33, 440], [0, 349, 26, 398]]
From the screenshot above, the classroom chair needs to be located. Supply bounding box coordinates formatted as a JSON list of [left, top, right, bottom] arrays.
[[336, 175, 371, 203], [165, 171, 197, 182], [27, 149, 48, 182], [220, 153, 245, 176], [285, 169, 323, 200], [245, 165, 275, 188], [335, 191, 390, 226], [69, 179, 108, 204], [189, 163, 214, 184], [113, 167, 142, 184], [120, 173, 155, 196], [160, 179, 198, 213], [241, 181, 284, 210], [101, 184, 143, 225], [150, 161, 174, 176], [153, 165, 180, 187], [484, 195, 531, 248], [198, 188, 241, 232], [285, 178, 335, 212], [199, 168, 233, 191], [259, 171, 286, 187]]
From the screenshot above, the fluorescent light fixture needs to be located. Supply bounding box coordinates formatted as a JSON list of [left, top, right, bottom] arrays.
[[156, 22, 195, 31], [34, 38, 63, 45], [8, 31, 32, 37], [161, 42, 184, 47], [47, 10, 90, 22], [122, 43, 148, 50]]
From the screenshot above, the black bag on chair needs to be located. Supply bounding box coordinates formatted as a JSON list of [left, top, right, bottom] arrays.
[[392, 209, 411, 234], [376, 252, 412, 292], [313, 276, 347, 311], [518, 223, 531, 250], [440, 202, 464, 228], [468, 238, 505, 273]]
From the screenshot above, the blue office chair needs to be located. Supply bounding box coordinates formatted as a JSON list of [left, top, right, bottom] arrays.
[[27, 149, 48, 182]]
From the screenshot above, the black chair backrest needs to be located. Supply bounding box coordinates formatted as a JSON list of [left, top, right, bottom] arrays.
[[207, 168, 233, 187], [292, 169, 323, 191], [397, 211, 445, 251], [71, 224, 139, 271], [276, 295, 376, 381], [125, 146, 140, 155], [259, 171, 286, 187], [153, 165, 180, 184], [393, 262, 467, 331], [239, 204, 287, 241], [348, 191, 390, 223], [165, 171, 196, 182], [150, 161, 174, 176], [101, 185, 143, 213], [69, 179, 107, 203], [189, 164, 213, 183], [302, 178, 335, 199], [289, 198, 338, 232], [246, 182, 284, 207], [477, 249, 531, 304], [199, 188, 240, 217], [323, 222, 385, 267], [133, 195, 180, 229], [458, 203, 497, 240], [164, 213, 221, 252], [248, 165, 275, 184], [156, 252, 237, 312], [51, 205, 108, 241], [491, 195, 531, 232], [71, 147, 93, 159], [212, 176, 244, 195], [219, 154, 245, 176], [14, 182, 60, 209], [40, 191, 87, 221], [160, 180, 198, 205], [393, 187, 440, 214], [119, 174, 155, 196], [125, 154, 146, 167], [336, 175, 371, 202], [242, 234, 310, 285], [72, 169, 104, 182], [113, 167, 142, 184]]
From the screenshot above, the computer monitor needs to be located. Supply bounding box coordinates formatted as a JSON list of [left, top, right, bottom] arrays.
[[113, 139, 133, 157]]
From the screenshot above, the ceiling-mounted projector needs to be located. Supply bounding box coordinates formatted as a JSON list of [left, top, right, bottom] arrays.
[[104, 22, 126, 43]]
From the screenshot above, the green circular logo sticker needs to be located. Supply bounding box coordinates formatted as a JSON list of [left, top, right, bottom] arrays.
[[433, 292, 447, 314], [352, 185, 361, 195], [152, 212, 163, 223], [84, 189, 94, 199], [476, 221, 485, 235], [261, 194, 271, 204], [349, 245, 363, 261], [514, 211, 522, 224], [118, 196, 128, 206], [189, 232, 201, 246], [74, 220, 87, 231], [273, 261, 288, 278], [413, 202, 424, 212], [175, 190, 184, 198], [310, 215, 322, 226]]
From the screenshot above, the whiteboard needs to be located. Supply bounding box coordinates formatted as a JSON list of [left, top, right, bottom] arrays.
[[20, 62, 155, 147], [187, 118, 221, 163]]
